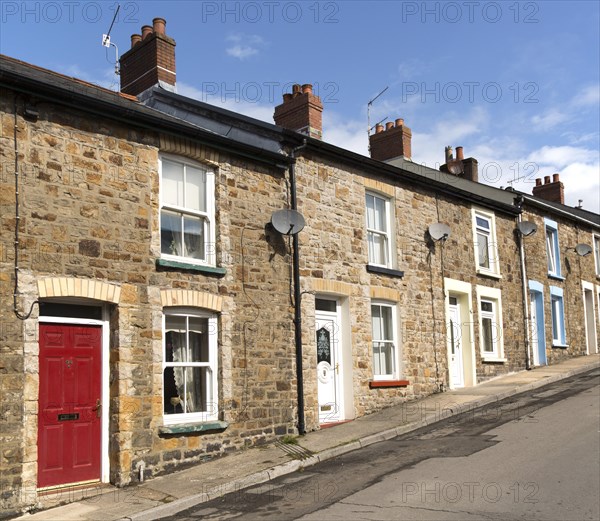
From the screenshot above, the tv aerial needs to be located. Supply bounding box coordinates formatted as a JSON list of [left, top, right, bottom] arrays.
[[367, 86, 388, 150], [270, 209, 306, 235], [101, 4, 121, 76]]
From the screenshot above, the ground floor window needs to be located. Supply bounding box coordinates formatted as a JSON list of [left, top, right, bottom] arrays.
[[476, 286, 504, 361], [371, 302, 399, 380], [550, 286, 567, 346], [163, 308, 218, 423]]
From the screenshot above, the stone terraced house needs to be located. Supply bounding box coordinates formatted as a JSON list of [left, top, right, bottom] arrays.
[[1, 18, 598, 516]]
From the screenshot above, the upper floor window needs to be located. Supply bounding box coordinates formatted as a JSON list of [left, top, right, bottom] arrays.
[[371, 302, 400, 380], [163, 308, 218, 424], [593, 234, 600, 276], [160, 156, 215, 265], [472, 208, 500, 276], [366, 192, 393, 267], [544, 218, 561, 278]]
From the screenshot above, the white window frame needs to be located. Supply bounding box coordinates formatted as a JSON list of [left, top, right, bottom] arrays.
[[162, 307, 218, 424], [544, 218, 562, 278], [593, 233, 600, 276], [549, 286, 567, 347], [159, 154, 216, 266], [365, 191, 394, 268], [475, 286, 505, 361], [370, 301, 400, 380], [472, 208, 500, 277]]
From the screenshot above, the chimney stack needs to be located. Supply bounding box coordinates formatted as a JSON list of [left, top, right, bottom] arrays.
[[369, 117, 412, 161], [273, 84, 323, 139], [119, 17, 176, 96], [440, 145, 478, 183], [532, 173, 565, 204]]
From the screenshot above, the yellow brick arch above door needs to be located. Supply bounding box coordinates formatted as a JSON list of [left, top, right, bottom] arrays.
[[37, 277, 121, 303]]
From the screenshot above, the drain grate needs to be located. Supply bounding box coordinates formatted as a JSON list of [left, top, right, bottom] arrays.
[[275, 441, 314, 460]]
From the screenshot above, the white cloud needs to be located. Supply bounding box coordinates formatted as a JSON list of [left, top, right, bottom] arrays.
[[322, 111, 369, 156], [225, 33, 265, 60], [523, 145, 598, 168], [530, 110, 570, 131], [571, 84, 600, 107]]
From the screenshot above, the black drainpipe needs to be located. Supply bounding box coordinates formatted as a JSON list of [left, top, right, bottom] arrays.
[[290, 139, 307, 434]]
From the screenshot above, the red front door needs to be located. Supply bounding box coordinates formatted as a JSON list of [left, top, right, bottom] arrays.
[[38, 324, 102, 488]]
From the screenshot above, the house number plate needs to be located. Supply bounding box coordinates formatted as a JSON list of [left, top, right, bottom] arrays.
[[58, 413, 79, 421]]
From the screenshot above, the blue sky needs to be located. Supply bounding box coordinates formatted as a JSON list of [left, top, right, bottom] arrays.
[[1, 1, 599, 212]]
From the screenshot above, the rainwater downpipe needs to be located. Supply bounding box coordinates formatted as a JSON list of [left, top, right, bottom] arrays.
[[12, 94, 38, 321], [516, 197, 532, 370], [290, 139, 307, 434]]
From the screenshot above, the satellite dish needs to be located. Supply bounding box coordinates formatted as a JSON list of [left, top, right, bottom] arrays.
[[271, 209, 306, 235], [517, 221, 538, 237], [446, 160, 464, 175], [575, 243, 593, 257], [428, 223, 451, 241]]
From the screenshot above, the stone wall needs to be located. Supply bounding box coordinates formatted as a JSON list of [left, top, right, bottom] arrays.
[[0, 88, 296, 512], [294, 154, 530, 431]]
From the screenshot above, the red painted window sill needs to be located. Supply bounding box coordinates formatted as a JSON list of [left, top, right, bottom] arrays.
[[369, 380, 410, 389]]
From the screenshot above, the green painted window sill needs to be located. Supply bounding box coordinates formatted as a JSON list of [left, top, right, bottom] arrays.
[[158, 420, 229, 435], [156, 258, 227, 276]]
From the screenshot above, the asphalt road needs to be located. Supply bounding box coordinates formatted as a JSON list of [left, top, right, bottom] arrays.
[[161, 369, 600, 521]]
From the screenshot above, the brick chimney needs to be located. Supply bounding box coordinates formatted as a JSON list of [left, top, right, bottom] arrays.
[[440, 145, 478, 182], [273, 84, 323, 139], [368, 118, 412, 161], [119, 18, 176, 96], [532, 174, 565, 204]]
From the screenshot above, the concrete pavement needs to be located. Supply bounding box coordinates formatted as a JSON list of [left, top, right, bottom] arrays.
[[11, 354, 600, 521]]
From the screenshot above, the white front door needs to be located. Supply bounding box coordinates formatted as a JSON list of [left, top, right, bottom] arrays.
[[448, 297, 464, 388], [583, 287, 598, 354], [530, 292, 540, 366], [315, 299, 343, 424]]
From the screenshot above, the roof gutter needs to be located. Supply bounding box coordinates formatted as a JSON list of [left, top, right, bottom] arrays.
[[0, 73, 291, 170], [283, 130, 519, 216], [519, 194, 600, 229]]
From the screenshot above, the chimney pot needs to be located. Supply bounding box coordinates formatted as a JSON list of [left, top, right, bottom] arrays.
[[456, 146, 464, 160], [274, 83, 323, 140], [395, 118, 404, 127], [130, 34, 142, 48], [535, 178, 542, 186], [152, 17, 166, 35], [369, 119, 412, 161], [445, 146, 453, 163], [141, 25, 153, 39], [120, 18, 176, 96], [533, 173, 565, 204]]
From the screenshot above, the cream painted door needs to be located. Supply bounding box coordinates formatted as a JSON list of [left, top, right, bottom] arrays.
[[448, 297, 464, 388], [316, 300, 342, 424]]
